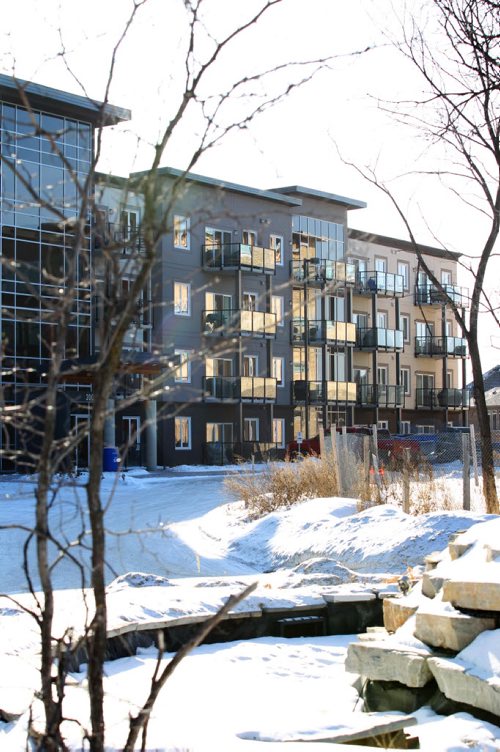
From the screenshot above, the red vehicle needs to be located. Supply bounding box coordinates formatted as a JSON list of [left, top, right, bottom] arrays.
[[286, 426, 421, 467]]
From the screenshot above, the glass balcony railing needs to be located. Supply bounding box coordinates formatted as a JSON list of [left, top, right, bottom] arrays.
[[290, 259, 356, 285], [203, 243, 276, 274], [356, 327, 404, 351], [355, 270, 404, 296], [415, 336, 467, 358], [290, 319, 356, 345], [203, 309, 277, 338], [292, 379, 357, 404], [415, 388, 470, 409], [202, 442, 285, 465], [357, 384, 405, 408], [203, 376, 276, 402], [414, 284, 469, 308]]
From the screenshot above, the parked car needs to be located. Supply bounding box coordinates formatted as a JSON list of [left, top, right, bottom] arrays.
[[286, 426, 422, 467]]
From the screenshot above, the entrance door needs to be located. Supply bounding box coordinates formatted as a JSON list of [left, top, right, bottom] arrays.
[[122, 416, 141, 467], [72, 414, 90, 471]]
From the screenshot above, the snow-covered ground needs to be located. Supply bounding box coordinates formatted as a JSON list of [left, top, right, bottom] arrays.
[[0, 468, 499, 750]]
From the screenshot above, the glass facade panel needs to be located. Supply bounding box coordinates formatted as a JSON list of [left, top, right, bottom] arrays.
[[1, 100, 93, 385]]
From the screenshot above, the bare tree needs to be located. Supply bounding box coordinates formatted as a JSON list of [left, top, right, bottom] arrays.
[[0, 2, 368, 749], [346, 0, 499, 513]]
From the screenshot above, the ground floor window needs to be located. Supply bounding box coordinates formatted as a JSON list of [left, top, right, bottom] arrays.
[[416, 424, 435, 434], [272, 418, 285, 448], [175, 416, 191, 449], [399, 421, 411, 434], [244, 417, 259, 442], [206, 422, 233, 443]]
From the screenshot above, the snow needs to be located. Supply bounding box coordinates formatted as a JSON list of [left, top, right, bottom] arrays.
[[0, 468, 499, 750]]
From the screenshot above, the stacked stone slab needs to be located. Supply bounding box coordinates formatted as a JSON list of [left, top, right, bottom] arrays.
[[346, 519, 500, 721]]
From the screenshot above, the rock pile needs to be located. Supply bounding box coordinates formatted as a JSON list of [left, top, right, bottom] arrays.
[[345, 517, 500, 721]]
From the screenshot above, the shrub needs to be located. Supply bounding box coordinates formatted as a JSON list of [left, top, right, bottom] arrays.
[[225, 454, 341, 518]]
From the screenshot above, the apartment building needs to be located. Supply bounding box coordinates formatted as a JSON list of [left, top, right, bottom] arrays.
[[95, 167, 469, 467], [0, 75, 469, 470]]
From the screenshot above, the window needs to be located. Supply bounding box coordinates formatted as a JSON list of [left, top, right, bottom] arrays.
[[377, 366, 388, 385], [174, 215, 190, 249], [243, 355, 258, 377], [354, 368, 369, 385], [206, 422, 233, 443], [206, 358, 232, 376], [273, 418, 285, 448], [353, 312, 369, 329], [244, 418, 259, 442], [375, 257, 387, 273], [376, 311, 388, 328], [242, 292, 257, 311], [400, 421, 411, 435], [174, 282, 190, 316], [272, 356, 284, 387], [120, 209, 138, 239], [242, 230, 257, 246], [378, 420, 389, 431], [445, 320, 453, 336], [271, 295, 284, 327], [416, 425, 435, 434], [175, 417, 191, 449], [174, 350, 191, 383], [270, 234, 283, 265], [441, 270, 452, 286], [400, 314, 410, 342], [416, 320, 433, 338], [397, 261, 410, 290], [400, 367, 411, 395], [205, 227, 232, 247], [446, 370, 453, 388]]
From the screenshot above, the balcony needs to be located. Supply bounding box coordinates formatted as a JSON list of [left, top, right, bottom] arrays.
[[356, 327, 404, 352], [290, 259, 356, 286], [290, 319, 356, 345], [415, 388, 470, 410], [203, 309, 276, 338], [94, 223, 144, 254], [203, 243, 276, 274], [203, 376, 276, 402], [415, 336, 467, 358], [414, 284, 469, 308], [355, 271, 404, 297], [292, 379, 357, 404], [357, 384, 405, 408]]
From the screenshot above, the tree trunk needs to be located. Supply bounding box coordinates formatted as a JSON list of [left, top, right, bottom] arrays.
[[468, 334, 498, 514]]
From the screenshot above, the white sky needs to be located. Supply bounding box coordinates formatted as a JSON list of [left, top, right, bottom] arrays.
[[1, 0, 498, 375]]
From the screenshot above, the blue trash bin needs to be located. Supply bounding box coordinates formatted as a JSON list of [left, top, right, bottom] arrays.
[[103, 447, 120, 471]]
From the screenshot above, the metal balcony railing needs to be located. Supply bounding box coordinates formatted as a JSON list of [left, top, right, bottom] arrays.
[[357, 384, 405, 408], [203, 376, 277, 402], [415, 335, 467, 358], [356, 327, 404, 351], [415, 388, 470, 409], [414, 284, 469, 308], [355, 270, 404, 296], [292, 379, 357, 404], [202, 309, 277, 338], [94, 223, 144, 253], [289, 259, 356, 285], [290, 319, 356, 345], [202, 243, 276, 274]]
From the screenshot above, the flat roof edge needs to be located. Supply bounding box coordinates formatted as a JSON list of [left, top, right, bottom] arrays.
[[348, 228, 462, 260], [130, 166, 303, 206], [0, 73, 131, 125], [271, 185, 367, 210]]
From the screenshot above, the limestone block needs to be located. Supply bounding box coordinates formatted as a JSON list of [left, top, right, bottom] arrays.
[[443, 579, 500, 612], [415, 611, 496, 653], [422, 571, 445, 599], [345, 640, 433, 688], [428, 656, 500, 717], [383, 597, 418, 633], [424, 551, 444, 571], [448, 541, 471, 560]]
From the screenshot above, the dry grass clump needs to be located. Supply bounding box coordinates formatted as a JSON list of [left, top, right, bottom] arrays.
[[225, 454, 340, 519]]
